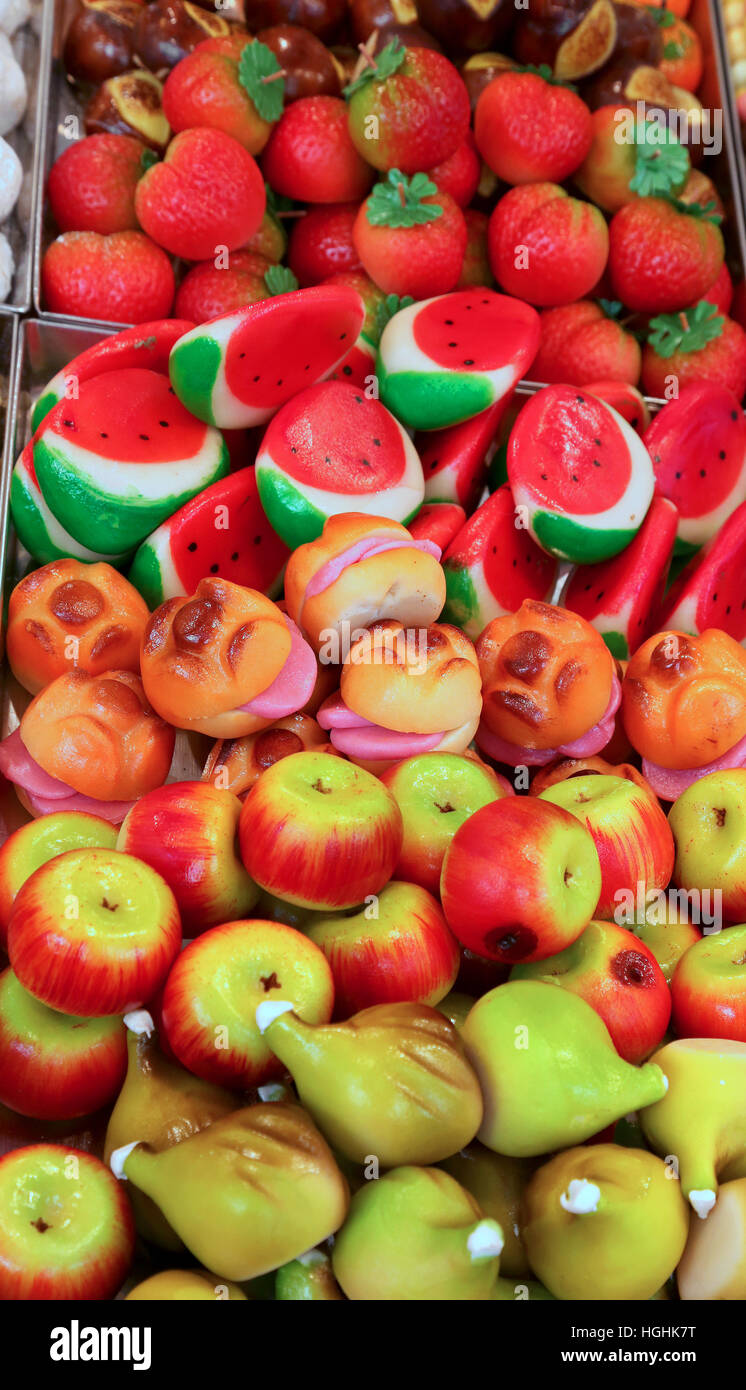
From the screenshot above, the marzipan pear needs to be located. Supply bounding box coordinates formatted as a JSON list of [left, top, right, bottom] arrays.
[[275, 1249, 345, 1300], [640, 1038, 746, 1218], [439, 1143, 538, 1278], [126, 1270, 247, 1301], [522, 1144, 689, 1300], [436, 991, 475, 1031], [256, 1000, 483, 1167], [111, 1102, 349, 1282], [461, 981, 667, 1156], [678, 1178, 746, 1299], [104, 1021, 238, 1249], [332, 1166, 504, 1301]]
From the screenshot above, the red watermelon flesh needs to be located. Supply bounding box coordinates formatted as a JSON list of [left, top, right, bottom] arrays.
[[409, 502, 467, 552], [565, 495, 678, 653], [657, 497, 746, 642], [262, 381, 407, 494], [413, 290, 540, 375], [49, 369, 214, 464], [445, 484, 556, 610], [643, 383, 746, 521], [165, 467, 290, 593], [510, 385, 633, 516], [63, 319, 194, 382], [583, 381, 651, 436], [224, 285, 365, 412], [417, 398, 509, 511]]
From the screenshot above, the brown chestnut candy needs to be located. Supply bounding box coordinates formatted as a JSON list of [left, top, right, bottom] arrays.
[[415, 0, 512, 55], [612, 0, 662, 67], [349, 0, 418, 46], [242, 0, 347, 43], [376, 21, 442, 52], [255, 24, 340, 101], [133, 0, 236, 74], [63, 0, 139, 87], [84, 70, 171, 151], [513, 0, 617, 81], [461, 50, 515, 111]]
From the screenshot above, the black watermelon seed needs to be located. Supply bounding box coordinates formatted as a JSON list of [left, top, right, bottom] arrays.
[[675, 471, 682, 479], [231, 552, 239, 562], [700, 469, 706, 477], [100, 431, 108, 438], [210, 563, 219, 573], [464, 359, 474, 365], [188, 542, 198, 552], [140, 434, 149, 441], [343, 366, 352, 375], [719, 450, 726, 459], [254, 535, 261, 545]]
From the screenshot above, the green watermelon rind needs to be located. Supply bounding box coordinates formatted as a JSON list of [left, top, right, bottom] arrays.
[[255, 468, 328, 550], [10, 464, 132, 568], [169, 336, 221, 426], [532, 510, 637, 565], [31, 390, 61, 435], [34, 437, 230, 555], [442, 563, 480, 632], [377, 358, 494, 432], [128, 543, 168, 609]]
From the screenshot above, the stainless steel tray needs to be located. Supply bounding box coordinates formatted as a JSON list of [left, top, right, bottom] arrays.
[[2, 1, 52, 313], [31, 0, 746, 330]]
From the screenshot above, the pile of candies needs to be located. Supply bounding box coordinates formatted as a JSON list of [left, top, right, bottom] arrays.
[[2, 0, 746, 1304]]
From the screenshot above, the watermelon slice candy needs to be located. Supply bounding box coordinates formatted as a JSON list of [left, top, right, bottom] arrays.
[[582, 380, 651, 436], [416, 397, 509, 512], [408, 502, 466, 553], [32, 368, 229, 556], [441, 484, 557, 640], [30, 319, 196, 434], [255, 380, 425, 549], [507, 384, 656, 565], [564, 495, 679, 659], [129, 466, 290, 609], [642, 382, 746, 557], [656, 496, 746, 644], [10, 442, 133, 568], [168, 284, 366, 430], [376, 289, 541, 432]]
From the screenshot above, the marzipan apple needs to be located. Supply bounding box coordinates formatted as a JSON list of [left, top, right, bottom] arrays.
[[0, 810, 117, 948], [671, 923, 746, 1042], [669, 770, 746, 923], [126, 1269, 247, 1300]]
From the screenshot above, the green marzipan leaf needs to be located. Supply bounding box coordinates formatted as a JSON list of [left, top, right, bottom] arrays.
[[663, 40, 684, 59], [140, 149, 159, 172], [374, 293, 415, 339], [365, 169, 442, 228], [238, 41, 285, 123], [666, 195, 723, 224], [515, 61, 578, 92], [647, 5, 675, 26], [648, 300, 725, 358], [343, 39, 407, 99], [597, 299, 624, 320], [630, 135, 689, 197], [263, 265, 299, 296]]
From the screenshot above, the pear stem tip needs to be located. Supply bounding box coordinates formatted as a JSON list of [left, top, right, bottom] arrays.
[[123, 1009, 155, 1036], [689, 1189, 717, 1220], [109, 1141, 141, 1181], [296, 1249, 326, 1268], [467, 1220, 504, 1262], [256, 999, 294, 1034], [560, 1179, 601, 1215], [258, 1082, 288, 1102]]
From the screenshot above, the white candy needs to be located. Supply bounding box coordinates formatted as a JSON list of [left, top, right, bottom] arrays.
[[0, 0, 30, 35], [0, 135, 22, 220], [0, 231, 14, 302], [0, 33, 26, 136]]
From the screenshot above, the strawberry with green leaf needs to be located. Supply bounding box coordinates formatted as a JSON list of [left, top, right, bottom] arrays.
[[575, 107, 690, 214], [174, 252, 299, 324], [642, 300, 746, 399], [352, 169, 467, 299], [609, 195, 724, 313], [162, 35, 283, 155], [345, 38, 470, 175], [657, 14, 703, 92]]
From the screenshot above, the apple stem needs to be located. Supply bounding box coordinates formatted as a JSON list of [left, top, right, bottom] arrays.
[[123, 1008, 155, 1037], [560, 1179, 601, 1215], [109, 1141, 141, 1181], [256, 999, 294, 1034]]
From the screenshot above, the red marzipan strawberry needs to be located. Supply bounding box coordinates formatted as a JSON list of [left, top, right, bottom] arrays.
[[174, 250, 283, 322], [162, 35, 278, 155], [135, 127, 266, 260], [458, 209, 494, 289], [474, 69, 592, 186], [47, 134, 148, 236], [352, 169, 467, 299], [427, 132, 481, 209], [703, 261, 733, 316], [487, 182, 608, 307], [345, 38, 470, 175], [288, 202, 363, 287], [262, 95, 374, 203], [41, 229, 175, 322], [642, 301, 746, 399], [608, 196, 724, 314], [531, 301, 641, 385]]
